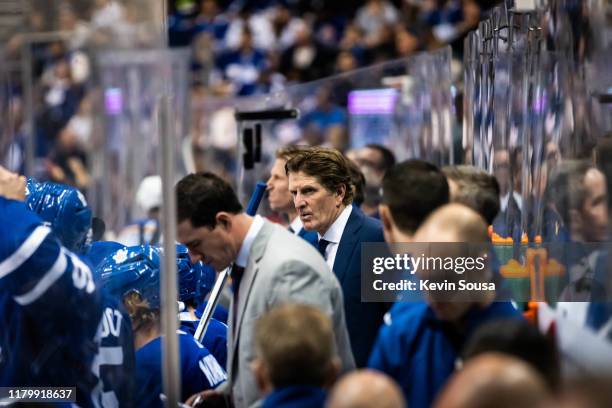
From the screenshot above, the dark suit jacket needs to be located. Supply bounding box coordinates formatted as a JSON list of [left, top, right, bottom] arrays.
[[333, 206, 390, 366]]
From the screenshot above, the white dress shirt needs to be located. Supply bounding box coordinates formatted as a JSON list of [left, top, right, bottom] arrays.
[[235, 215, 264, 268], [318, 205, 353, 271], [289, 216, 304, 235]]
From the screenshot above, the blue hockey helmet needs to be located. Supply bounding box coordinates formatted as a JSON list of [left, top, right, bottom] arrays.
[[96, 244, 161, 309], [176, 243, 200, 303], [25, 178, 92, 253], [176, 244, 216, 304], [87, 241, 127, 274], [197, 263, 217, 302]]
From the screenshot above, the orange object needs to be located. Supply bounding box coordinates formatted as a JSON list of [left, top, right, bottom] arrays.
[[500, 259, 528, 278], [534, 235, 542, 244], [526, 248, 548, 301], [523, 301, 539, 325]]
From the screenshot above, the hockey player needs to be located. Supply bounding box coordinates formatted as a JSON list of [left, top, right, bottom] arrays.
[[25, 178, 93, 254], [97, 244, 227, 407], [176, 244, 228, 369], [0, 167, 104, 405]]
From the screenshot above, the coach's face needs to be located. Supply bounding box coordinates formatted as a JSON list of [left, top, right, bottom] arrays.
[[266, 158, 293, 213], [288, 171, 345, 235], [177, 215, 238, 271]]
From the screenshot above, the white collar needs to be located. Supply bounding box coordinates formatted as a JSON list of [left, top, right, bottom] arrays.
[[236, 215, 264, 268], [318, 205, 353, 244], [289, 216, 304, 234]]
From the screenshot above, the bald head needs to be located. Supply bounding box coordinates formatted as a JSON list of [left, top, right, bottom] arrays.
[[414, 203, 489, 243], [434, 353, 550, 408], [327, 370, 406, 408]]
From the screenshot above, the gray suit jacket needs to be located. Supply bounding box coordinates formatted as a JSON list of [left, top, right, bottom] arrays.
[[226, 220, 355, 407]]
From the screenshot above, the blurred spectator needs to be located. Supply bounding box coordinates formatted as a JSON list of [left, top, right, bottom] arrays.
[[57, 4, 91, 50], [224, 5, 275, 50], [433, 353, 551, 408], [335, 50, 359, 74], [355, 0, 399, 49], [280, 23, 337, 83], [299, 87, 347, 147], [252, 304, 340, 408], [191, 32, 222, 89], [270, 3, 307, 52], [47, 124, 90, 190], [194, 0, 230, 49], [394, 27, 420, 57], [548, 160, 608, 243], [216, 28, 268, 96], [355, 144, 396, 179], [327, 370, 406, 408], [338, 24, 366, 65], [349, 144, 396, 218], [462, 319, 561, 390], [419, 0, 480, 48], [168, 0, 198, 47], [491, 148, 521, 240]]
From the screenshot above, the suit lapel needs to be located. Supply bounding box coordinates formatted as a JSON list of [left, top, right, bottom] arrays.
[[228, 221, 272, 378], [333, 208, 364, 285]]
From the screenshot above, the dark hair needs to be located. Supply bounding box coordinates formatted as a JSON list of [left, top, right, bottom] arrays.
[[175, 172, 243, 228], [365, 144, 396, 173], [285, 147, 354, 205], [463, 319, 560, 390], [382, 159, 449, 233], [347, 159, 365, 206], [443, 165, 501, 224]]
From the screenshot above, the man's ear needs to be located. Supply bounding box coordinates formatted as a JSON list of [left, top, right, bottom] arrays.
[[323, 357, 341, 390], [215, 212, 232, 230], [335, 184, 347, 207], [379, 204, 395, 242]]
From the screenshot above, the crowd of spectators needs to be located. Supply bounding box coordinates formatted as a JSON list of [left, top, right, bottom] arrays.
[[171, 0, 487, 97]]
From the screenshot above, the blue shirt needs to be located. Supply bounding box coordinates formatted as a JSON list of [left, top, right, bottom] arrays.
[[196, 300, 229, 324], [179, 317, 228, 369], [262, 385, 327, 408], [135, 331, 227, 408], [216, 49, 268, 96], [368, 301, 522, 408]]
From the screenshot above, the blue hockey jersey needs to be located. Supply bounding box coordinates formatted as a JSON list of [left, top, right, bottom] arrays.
[[0, 197, 135, 407], [179, 313, 228, 369], [134, 331, 227, 407], [0, 197, 100, 402]]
